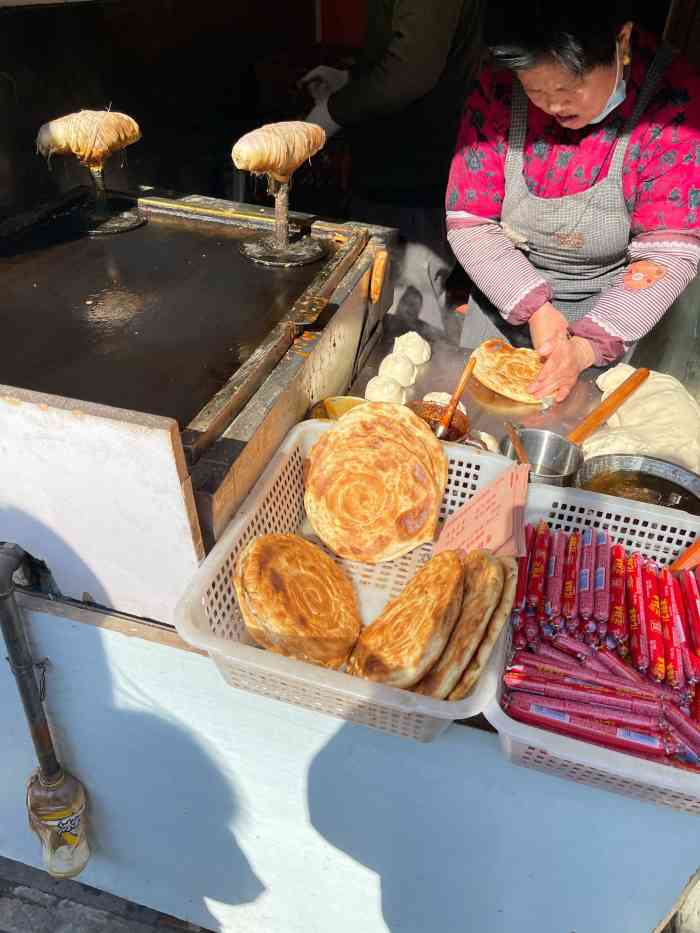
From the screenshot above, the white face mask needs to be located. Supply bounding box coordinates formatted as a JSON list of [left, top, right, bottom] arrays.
[[589, 45, 627, 124]]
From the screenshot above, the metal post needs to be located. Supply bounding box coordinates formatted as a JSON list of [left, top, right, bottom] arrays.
[[273, 181, 290, 251], [0, 544, 62, 783]]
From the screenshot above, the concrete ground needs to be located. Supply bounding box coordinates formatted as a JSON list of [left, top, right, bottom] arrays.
[[0, 857, 211, 933]]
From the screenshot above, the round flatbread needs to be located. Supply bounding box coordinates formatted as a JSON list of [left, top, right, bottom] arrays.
[[471, 339, 543, 405], [346, 551, 464, 688], [447, 556, 518, 701], [233, 533, 361, 669], [305, 404, 446, 563], [414, 550, 505, 699]]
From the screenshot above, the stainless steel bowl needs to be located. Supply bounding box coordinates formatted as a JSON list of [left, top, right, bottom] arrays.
[[499, 428, 583, 486], [574, 454, 700, 513]]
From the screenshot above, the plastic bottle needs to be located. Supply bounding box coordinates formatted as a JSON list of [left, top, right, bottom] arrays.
[[26, 769, 90, 878]]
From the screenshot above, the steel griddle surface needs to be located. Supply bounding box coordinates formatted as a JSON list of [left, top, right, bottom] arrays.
[[0, 211, 319, 426]]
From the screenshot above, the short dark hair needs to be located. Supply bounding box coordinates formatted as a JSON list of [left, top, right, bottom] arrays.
[[485, 4, 635, 75]]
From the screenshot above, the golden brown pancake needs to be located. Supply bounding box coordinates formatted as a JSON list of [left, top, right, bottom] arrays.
[[448, 556, 517, 701], [233, 533, 361, 669], [346, 552, 464, 688], [304, 404, 446, 563], [471, 339, 543, 405], [414, 550, 504, 699]]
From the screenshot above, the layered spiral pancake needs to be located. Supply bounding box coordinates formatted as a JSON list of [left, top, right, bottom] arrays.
[[304, 402, 447, 563], [233, 533, 361, 669]]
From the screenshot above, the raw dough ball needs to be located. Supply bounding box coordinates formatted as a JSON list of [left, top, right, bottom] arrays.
[[423, 392, 466, 415], [379, 351, 416, 387], [394, 331, 431, 366], [365, 376, 406, 404]]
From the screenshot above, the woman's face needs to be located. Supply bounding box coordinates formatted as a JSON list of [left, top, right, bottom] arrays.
[[517, 57, 619, 129]]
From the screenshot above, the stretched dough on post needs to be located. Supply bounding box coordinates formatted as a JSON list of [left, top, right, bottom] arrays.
[[379, 352, 416, 387], [36, 110, 141, 166], [231, 121, 326, 183], [365, 376, 406, 404], [393, 331, 431, 366]]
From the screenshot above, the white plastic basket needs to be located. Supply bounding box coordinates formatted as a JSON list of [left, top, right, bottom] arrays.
[[485, 484, 700, 813], [175, 420, 515, 742]]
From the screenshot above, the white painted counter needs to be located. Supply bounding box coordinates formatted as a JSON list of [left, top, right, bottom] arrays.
[[1, 609, 697, 932]]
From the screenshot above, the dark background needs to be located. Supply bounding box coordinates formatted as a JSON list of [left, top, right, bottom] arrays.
[[0, 0, 683, 220]]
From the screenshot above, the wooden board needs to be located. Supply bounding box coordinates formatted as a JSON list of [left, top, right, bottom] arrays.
[[0, 385, 203, 621]]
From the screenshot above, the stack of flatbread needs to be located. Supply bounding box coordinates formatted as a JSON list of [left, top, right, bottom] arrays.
[[471, 339, 543, 405], [233, 533, 361, 669], [304, 402, 447, 564], [348, 549, 517, 700]]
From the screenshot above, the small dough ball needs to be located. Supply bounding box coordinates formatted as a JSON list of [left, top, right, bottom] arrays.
[[423, 392, 466, 415], [393, 331, 431, 366], [475, 431, 499, 453], [365, 376, 406, 404], [379, 351, 416, 387]]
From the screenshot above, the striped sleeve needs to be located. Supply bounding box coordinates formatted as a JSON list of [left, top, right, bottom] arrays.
[[446, 211, 553, 323], [569, 233, 700, 365]]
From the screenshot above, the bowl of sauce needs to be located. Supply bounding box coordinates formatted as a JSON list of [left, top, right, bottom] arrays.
[[575, 455, 700, 515], [408, 401, 470, 443]]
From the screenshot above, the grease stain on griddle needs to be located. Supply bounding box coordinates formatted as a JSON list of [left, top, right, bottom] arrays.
[[0, 211, 319, 426]]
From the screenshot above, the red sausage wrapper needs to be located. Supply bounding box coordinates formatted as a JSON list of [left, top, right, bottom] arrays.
[[643, 561, 666, 682], [664, 703, 700, 758], [594, 531, 611, 623], [562, 532, 581, 620], [627, 554, 650, 673], [508, 654, 675, 702], [595, 647, 644, 685], [579, 528, 596, 621], [672, 577, 700, 684], [608, 544, 628, 645], [680, 571, 700, 657], [659, 569, 686, 692], [503, 670, 663, 716], [527, 522, 550, 610], [505, 693, 668, 760], [506, 688, 661, 732], [545, 531, 567, 618]]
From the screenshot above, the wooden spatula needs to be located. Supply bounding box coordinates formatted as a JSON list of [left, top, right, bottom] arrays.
[[435, 356, 476, 440], [566, 368, 650, 446]]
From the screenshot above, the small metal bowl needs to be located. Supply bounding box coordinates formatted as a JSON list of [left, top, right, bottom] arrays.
[[499, 428, 583, 486], [575, 454, 700, 514]]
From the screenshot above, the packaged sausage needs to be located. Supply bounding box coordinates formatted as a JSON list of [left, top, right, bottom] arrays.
[[643, 562, 665, 682], [671, 577, 699, 684], [503, 670, 663, 716], [579, 528, 596, 620], [664, 703, 700, 758], [595, 647, 644, 685], [527, 522, 550, 610], [608, 544, 628, 646], [524, 607, 540, 648], [658, 568, 685, 691], [627, 554, 650, 673], [594, 531, 611, 623], [680, 570, 700, 656], [562, 531, 581, 620], [506, 689, 661, 732], [508, 654, 672, 701], [545, 530, 567, 618], [505, 693, 668, 759], [514, 524, 536, 614]]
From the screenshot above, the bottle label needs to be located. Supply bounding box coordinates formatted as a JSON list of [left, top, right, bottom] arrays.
[[39, 803, 85, 847]]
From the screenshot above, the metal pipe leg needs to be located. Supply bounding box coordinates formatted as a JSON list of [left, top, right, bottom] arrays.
[[0, 544, 62, 783]]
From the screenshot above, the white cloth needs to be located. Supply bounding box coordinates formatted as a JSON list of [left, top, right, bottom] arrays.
[[582, 364, 700, 474]]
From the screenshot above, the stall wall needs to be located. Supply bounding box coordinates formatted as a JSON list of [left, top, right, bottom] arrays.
[[2, 605, 700, 933]]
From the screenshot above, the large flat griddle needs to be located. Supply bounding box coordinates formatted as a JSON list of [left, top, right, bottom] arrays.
[[0, 204, 322, 427]]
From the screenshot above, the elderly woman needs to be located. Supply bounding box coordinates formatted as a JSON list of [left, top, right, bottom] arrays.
[[447, 3, 700, 401]]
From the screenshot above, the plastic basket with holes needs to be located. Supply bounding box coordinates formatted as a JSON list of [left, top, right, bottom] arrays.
[[175, 419, 514, 742], [484, 483, 700, 814]]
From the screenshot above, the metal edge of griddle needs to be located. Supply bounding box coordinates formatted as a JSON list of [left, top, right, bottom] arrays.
[[181, 321, 296, 466], [137, 193, 317, 233], [181, 223, 371, 465]]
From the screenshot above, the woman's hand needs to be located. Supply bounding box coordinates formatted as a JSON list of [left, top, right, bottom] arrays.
[[528, 336, 596, 402], [299, 66, 350, 103], [529, 302, 569, 349]]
